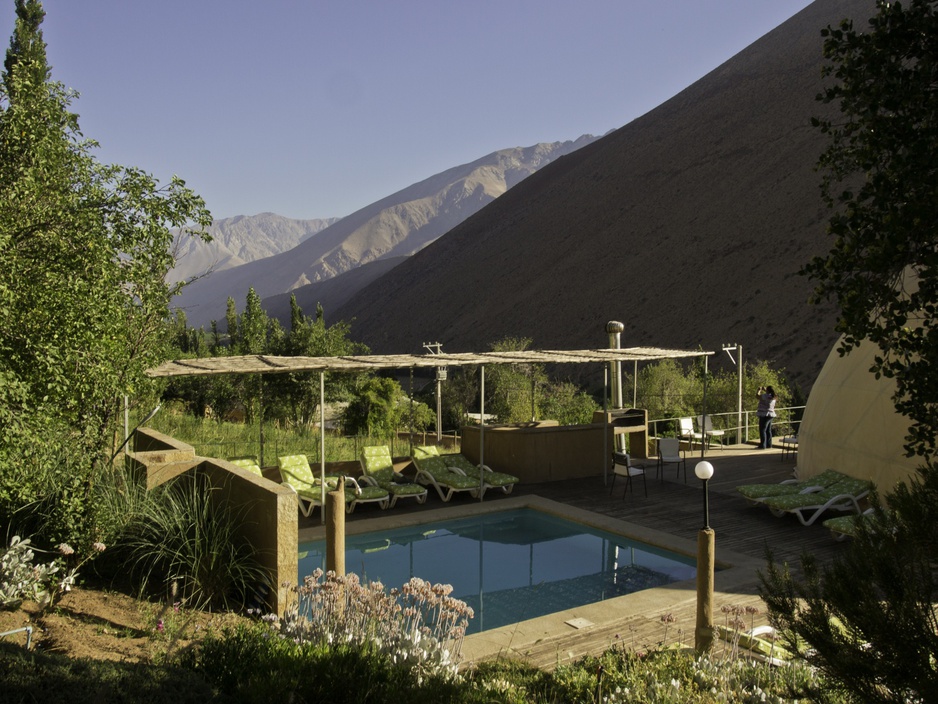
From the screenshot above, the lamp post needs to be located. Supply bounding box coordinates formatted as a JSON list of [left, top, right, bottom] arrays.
[[694, 460, 715, 653]]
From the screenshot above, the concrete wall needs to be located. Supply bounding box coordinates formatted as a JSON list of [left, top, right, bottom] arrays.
[[129, 428, 297, 615]]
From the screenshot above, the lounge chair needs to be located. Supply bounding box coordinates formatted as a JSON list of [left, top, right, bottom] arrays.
[[716, 624, 792, 667], [823, 507, 878, 541], [412, 446, 484, 501], [278, 454, 389, 516], [760, 476, 871, 526], [656, 437, 687, 483], [609, 451, 646, 497], [417, 445, 518, 494], [736, 468, 847, 504], [359, 446, 428, 508], [227, 456, 263, 477]]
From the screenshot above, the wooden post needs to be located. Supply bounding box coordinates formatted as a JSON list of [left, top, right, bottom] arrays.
[[325, 479, 345, 576], [695, 527, 715, 653]]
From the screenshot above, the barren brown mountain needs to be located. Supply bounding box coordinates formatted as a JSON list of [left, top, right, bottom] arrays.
[[335, 0, 870, 394]]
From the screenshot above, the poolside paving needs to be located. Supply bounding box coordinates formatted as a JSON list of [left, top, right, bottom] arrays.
[[297, 443, 854, 670]]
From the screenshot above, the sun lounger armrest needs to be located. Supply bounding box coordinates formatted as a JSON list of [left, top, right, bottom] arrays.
[[444, 464, 468, 476], [357, 475, 380, 488], [797, 485, 824, 494], [343, 477, 364, 494]]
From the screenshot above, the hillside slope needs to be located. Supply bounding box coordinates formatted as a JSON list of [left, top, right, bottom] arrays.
[[335, 0, 868, 393]]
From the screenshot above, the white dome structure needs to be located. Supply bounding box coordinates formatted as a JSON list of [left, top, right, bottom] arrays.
[[798, 337, 921, 495]]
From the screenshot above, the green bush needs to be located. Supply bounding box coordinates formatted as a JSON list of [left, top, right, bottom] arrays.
[[115, 471, 268, 610]]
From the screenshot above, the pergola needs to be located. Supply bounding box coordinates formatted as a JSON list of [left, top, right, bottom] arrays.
[[147, 346, 714, 521]]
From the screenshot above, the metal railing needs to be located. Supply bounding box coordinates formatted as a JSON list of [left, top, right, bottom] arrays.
[[648, 406, 805, 447]]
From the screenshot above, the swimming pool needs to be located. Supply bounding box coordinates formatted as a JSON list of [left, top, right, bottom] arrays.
[[298, 507, 697, 634]]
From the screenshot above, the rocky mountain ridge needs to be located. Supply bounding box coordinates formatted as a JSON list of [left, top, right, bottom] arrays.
[[171, 136, 599, 328]]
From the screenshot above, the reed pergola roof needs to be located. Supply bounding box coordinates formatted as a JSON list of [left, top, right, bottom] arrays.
[[146, 346, 713, 378]]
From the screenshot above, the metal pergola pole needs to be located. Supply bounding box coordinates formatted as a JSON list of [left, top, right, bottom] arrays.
[[320, 371, 326, 526], [479, 365, 485, 502]]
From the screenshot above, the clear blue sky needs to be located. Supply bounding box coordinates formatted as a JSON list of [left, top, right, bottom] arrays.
[[1, 1, 815, 221]]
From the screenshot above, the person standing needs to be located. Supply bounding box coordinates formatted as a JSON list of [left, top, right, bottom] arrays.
[[756, 386, 777, 449]]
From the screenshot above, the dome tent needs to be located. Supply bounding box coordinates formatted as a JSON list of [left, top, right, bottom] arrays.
[[798, 337, 920, 495]]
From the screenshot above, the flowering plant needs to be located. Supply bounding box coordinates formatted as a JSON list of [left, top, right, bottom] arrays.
[[267, 569, 473, 682], [0, 535, 105, 609]]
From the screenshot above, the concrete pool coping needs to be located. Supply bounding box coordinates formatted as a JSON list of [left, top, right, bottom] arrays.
[[297, 494, 765, 666]]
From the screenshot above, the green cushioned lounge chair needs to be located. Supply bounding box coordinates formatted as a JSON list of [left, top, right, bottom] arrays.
[[761, 477, 871, 526], [359, 446, 428, 509], [822, 507, 879, 541], [440, 454, 519, 494], [412, 446, 484, 501], [228, 456, 263, 477], [278, 454, 389, 517], [736, 469, 847, 504]]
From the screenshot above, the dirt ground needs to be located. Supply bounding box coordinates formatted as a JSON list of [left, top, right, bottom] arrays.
[[0, 586, 250, 662]]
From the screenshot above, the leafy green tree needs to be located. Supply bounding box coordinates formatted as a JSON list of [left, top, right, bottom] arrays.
[[484, 337, 546, 423], [340, 376, 431, 438], [539, 380, 598, 426], [761, 3, 938, 701], [0, 0, 211, 547]]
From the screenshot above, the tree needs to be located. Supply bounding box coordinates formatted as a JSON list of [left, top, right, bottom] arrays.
[[0, 0, 211, 546], [484, 337, 546, 423], [802, 0, 938, 462], [761, 3, 938, 701]]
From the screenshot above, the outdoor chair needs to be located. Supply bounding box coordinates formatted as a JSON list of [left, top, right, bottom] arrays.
[[736, 468, 847, 505], [760, 477, 871, 526], [609, 451, 646, 498], [412, 446, 484, 502], [679, 417, 704, 450], [278, 453, 389, 517], [822, 507, 879, 541], [780, 434, 799, 461], [443, 451, 518, 494], [656, 437, 687, 483], [359, 446, 428, 508], [697, 415, 725, 450], [227, 456, 263, 477]]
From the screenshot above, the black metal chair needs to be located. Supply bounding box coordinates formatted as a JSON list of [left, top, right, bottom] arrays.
[[609, 451, 647, 497]]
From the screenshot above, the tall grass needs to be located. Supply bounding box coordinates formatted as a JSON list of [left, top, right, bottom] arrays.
[[114, 470, 268, 610], [149, 411, 455, 465]]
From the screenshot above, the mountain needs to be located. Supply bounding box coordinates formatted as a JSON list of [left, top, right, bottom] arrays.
[[334, 0, 871, 394], [168, 212, 340, 285], [262, 257, 408, 326], [171, 136, 600, 328]]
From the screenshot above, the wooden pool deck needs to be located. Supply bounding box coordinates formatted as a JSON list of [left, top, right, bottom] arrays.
[[298, 443, 851, 670]]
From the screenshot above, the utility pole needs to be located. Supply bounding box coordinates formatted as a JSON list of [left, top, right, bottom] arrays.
[[423, 341, 445, 441], [723, 344, 743, 444]]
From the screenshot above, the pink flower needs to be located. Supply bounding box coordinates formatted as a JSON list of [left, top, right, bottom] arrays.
[[156, 619, 164, 632], [92, 542, 106, 552], [57, 543, 74, 556]]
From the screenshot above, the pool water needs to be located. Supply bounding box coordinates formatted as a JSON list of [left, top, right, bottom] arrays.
[[298, 508, 696, 634]]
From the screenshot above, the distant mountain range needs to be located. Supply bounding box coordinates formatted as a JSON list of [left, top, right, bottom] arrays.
[[168, 213, 340, 285], [171, 136, 600, 328], [331, 0, 870, 394]]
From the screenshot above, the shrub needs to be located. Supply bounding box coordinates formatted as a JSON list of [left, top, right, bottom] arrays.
[[117, 471, 268, 610]]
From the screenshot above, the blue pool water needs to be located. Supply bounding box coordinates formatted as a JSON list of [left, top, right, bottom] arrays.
[[298, 508, 696, 634]]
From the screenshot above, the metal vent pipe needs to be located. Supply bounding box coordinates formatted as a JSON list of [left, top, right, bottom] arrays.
[[606, 321, 625, 410]]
